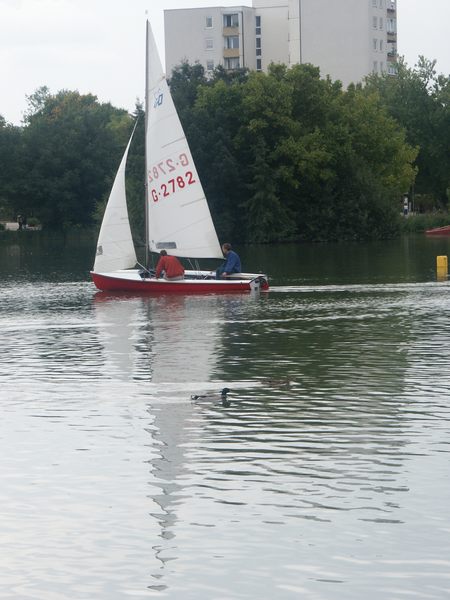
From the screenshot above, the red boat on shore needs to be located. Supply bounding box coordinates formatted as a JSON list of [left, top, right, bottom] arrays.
[[425, 225, 450, 236]]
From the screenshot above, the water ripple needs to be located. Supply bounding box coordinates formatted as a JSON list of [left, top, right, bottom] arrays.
[[1, 279, 450, 599]]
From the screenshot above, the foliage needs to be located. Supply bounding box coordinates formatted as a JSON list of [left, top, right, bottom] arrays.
[[243, 137, 296, 242], [177, 62, 417, 242], [0, 58, 433, 242], [365, 57, 450, 209], [26, 216, 40, 227], [17, 88, 133, 229], [168, 62, 208, 125], [400, 212, 450, 233], [0, 117, 26, 218], [0, 87, 132, 229]]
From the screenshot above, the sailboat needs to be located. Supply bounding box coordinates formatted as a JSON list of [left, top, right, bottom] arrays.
[[91, 21, 269, 294]]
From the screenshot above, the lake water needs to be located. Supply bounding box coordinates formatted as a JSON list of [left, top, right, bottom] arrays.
[[1, 232, 450, 599]]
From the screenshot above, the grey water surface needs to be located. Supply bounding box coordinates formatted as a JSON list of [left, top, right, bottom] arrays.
[[1, 233, 450, 599]]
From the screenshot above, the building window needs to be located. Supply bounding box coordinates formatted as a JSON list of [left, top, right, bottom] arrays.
[[373, 61, 378, 72], [387, 43, 397, 57], [379, 39, 383, 51], [223, 13, 239, 28], [224, 57, 240, 70], [387, 18, 396, 32], [225, 35, 239, 49], [373, 38, 378, 51], [379, 17, 383, 29], [388, 63, 397, 75], [255, 15, 261, 35], [205, 16, 213, 28], [372, 0, 377, 6], [379, 0, 384, 7], [372, 16, 377, 28], [380, 61, 384, 72], [205, 38, 214, 50], [256, 58, 262, 71], [206, 59, 214, 71]]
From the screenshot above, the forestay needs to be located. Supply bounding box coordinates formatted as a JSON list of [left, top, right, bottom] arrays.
[[145, 22, 223, 260]]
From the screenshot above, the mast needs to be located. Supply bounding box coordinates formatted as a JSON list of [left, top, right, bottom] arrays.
[[144, 20, 150, 269]]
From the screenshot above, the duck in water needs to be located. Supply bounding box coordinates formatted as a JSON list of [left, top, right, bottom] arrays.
[[262, 378, 293, 388], [191, 387, 231, 407]]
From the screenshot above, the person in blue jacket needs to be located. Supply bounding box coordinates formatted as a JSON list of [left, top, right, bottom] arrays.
[[216, 243, 242, 279]]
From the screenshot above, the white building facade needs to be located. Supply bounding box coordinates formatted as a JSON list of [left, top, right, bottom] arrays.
[[164, 0, 397, 86]]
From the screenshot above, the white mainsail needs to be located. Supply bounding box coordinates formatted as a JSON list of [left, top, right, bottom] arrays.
[[145, 21, 223, 259], [93, 128, 138, 272]]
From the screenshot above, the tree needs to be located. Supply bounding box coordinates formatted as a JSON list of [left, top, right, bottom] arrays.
[[238, 65, 416, 241], [23, 86, 51, 122], [242, 137, 295, 242], [0, 117, 26, 219], [365, 57, 450, 208], [184, 78, 247, 240], [21, 89, 133, 228], [168, 61, 208, 127], [176, 61, 417, 242], [0, 62, 419, 242]]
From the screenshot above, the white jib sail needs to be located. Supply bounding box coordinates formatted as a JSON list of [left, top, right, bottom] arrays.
[[145, 21, 223, 259], [93, 128, 138, 272]]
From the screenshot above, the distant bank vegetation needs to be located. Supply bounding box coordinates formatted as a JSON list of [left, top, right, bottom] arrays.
[[0, 57, 448, 243]]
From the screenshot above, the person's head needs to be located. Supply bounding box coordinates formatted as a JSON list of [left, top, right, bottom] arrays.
[[222, 243, 232, 255], [160, 250, 167, 256]]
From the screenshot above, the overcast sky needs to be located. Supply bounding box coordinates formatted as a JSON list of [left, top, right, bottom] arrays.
[[1, 0, 449, 125]]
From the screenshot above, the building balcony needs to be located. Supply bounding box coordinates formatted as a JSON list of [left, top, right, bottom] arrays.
[[224, 56, 240, 71], [223, 26, 239, 36], [223, 47, 240, 58]]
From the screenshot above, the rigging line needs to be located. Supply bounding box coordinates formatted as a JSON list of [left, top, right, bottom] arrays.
[[187, 258, 202, 272]]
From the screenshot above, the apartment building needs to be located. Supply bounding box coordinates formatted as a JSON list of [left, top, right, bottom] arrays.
[[164, 0, 397, 86]]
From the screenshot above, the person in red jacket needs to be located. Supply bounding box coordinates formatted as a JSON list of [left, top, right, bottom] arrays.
[[155, 250, 185, 280]]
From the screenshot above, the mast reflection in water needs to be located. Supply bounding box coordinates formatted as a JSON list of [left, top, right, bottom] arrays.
[[94, 293, 234, 590]]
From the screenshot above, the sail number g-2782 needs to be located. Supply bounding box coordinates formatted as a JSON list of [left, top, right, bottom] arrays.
[[151, 172, 196, 202], [148, 153, 189, 183], [148, 152, 197, 202]]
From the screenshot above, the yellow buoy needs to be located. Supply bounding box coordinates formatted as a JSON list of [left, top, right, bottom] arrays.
[[436, 255, 448, 280]]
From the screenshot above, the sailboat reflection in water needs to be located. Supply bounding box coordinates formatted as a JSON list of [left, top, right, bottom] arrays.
[[93, 291, 229, 586]]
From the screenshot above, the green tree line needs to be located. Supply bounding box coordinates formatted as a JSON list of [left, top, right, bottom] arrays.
[[0, 59, 448, 242], [365, 57, 450, 213]]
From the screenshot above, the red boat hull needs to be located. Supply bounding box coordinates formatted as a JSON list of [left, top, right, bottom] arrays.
[[91, 271, 269, 294], [425, 225, 450, 236]]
